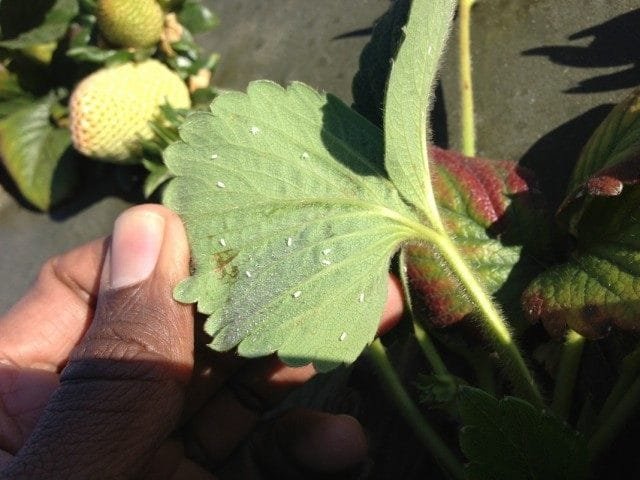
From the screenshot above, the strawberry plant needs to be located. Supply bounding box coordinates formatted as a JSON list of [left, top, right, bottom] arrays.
[[0, 0, 218, 210], [161, 0, 640, 478]]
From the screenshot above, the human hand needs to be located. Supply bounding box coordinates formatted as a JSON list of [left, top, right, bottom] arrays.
[[0, 205, 403, 479]]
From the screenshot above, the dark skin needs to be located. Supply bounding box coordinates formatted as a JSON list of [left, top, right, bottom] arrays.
[[0, 205, 403, 479]]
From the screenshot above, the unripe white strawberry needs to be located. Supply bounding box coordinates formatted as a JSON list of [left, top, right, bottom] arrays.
[[69, 60, 191, 162]]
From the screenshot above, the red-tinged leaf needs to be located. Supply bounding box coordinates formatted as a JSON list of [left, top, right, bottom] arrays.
[[405, 147, 551, 329], [559, 89, 640, 234], [523, 185, 640, 339]]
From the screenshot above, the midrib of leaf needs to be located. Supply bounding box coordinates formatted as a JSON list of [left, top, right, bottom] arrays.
[[181, 180, 417, 226], [383, 0, 456, 230], [194, 206, 416, 257]]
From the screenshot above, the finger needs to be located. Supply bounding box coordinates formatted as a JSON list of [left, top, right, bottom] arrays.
[[2, 205, 193, 479], [188, 275, 404, 465], [378, 273, 404, 335], [0, 238, 106, 370], [217, 409, 368, 480], [0, 366, 58, 457]]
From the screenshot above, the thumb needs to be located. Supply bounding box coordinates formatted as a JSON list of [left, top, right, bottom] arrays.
[[3, 205, 194, 479]]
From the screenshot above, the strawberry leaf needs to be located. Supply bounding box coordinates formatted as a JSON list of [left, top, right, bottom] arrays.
[[178, 0, 218, 34], [0, 0, 78, 49], [164, 81, 425, 371], [0, 94, 78, 210], [405, 148, 551, 329], [523, 184, 640, 338], [458, 387, 589, 480], [384, 0, 456, 222], [0, 69, 35, 118], [559, 88, 640, 233]]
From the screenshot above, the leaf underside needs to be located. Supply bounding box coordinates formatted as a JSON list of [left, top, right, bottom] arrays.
[[406, 147, 550, 329], [458, 387, 589, 480], [164, 81, 422, 371], [383, 0, 456, 220]]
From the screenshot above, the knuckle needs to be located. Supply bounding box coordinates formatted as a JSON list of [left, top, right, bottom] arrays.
[[36, 254, 96, 307]]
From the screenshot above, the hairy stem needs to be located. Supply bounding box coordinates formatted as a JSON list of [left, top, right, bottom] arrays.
[[412, 320, 449, 376], [429, 232, 543, 407], [551, 330, 586, 419], [458, 0, 476, 156], [367, 339, 465, 480], [393, 214, 542, 406], [399, 250, 448, 375]]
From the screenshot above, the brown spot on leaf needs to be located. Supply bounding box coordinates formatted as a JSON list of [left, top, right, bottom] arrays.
[[522, 291, 545, 322], [211, 249, 239, 279], [522, 290, 614, 339], [566, 305, 611, 339]]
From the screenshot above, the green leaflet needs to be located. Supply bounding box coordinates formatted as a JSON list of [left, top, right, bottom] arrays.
[[384, 0, 456, 225], [178, 0, 219, 34], [0, 94, 78, 210], [164, 81, 424, 371], [0, 0, 78, 50], [458, 387, 589, 480], [0, 69, 35, 118], [559, 89, 640, 234], [525, 89, 640, 338], [523, 185, 640, 338]]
